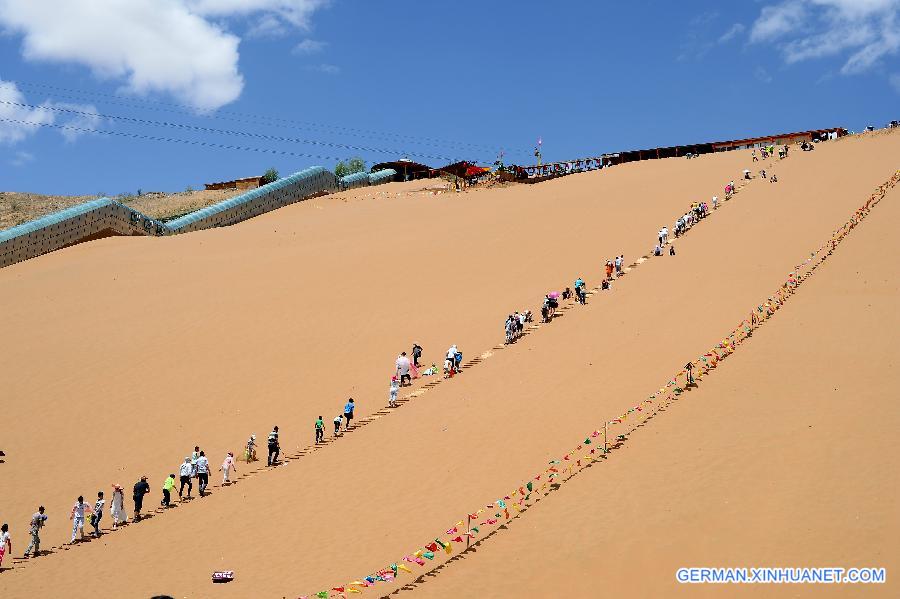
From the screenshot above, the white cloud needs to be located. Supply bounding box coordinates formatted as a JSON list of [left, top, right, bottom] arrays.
[[718, 23, 746, 43], [1, 78, 107, 144], [751, 1, 807, 42], [0, 0, 330, 112], [293, 39, 326, 54], [0, 78, 53, 143], [50, 101, 102, 142], [187, 0, 328, 27], [0, 0, 242, 112], [9, 149, 34, 166], [246, 14, 288, 38], [751, 1, 900, 74]]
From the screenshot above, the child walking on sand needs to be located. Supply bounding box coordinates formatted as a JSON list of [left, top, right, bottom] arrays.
[[389, 376, 400, 407], [315, 416, 324, 444], [220, 453, 236, 484], [333, 415, 342, 436]]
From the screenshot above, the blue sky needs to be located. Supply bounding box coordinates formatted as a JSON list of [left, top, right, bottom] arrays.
[[1, 0, 898, 195]]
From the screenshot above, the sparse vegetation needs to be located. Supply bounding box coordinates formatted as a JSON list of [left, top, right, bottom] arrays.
[[334, 156, 366, 178], [260, 167, 279, 185]]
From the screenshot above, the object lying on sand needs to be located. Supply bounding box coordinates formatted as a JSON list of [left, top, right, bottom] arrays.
[[212, 571, 234, 583]]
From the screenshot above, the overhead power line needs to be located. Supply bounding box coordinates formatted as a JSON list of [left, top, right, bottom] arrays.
[[13, 80, 523, 157], [0, 99, 475, 163], [0, 116, 353, 163]]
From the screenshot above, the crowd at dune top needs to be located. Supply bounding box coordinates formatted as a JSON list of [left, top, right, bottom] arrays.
[[0, 147, 796, 581]]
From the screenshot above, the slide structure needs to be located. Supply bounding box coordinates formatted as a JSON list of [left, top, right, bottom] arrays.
[[0, 167, 396, 269]]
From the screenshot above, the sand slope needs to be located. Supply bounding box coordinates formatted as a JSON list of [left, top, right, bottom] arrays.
[[403, 169, 900, 599], [0, 131, 897, 598]]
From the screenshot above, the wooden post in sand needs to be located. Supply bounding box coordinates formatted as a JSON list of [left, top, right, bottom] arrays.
[[603, 422, 608, 454]]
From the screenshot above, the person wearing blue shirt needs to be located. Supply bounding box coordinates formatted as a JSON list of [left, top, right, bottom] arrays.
[[343, 398, 355, 431], [574, 277, 586, 305]]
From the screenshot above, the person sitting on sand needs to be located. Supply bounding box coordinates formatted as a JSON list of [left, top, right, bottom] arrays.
[[770, 174, 778, 183], [654, 245, 662, 256], [743, 169, 751, 180], [670, 245, 676, 256], [601, 278, 610, 291]]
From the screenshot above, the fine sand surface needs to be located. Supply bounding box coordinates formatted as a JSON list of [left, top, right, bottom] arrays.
[[405, 170, 900, 599], [0, 130, 897, 597]]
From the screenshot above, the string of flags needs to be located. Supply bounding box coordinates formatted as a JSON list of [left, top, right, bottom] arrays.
[[298, 169, 900, 598]]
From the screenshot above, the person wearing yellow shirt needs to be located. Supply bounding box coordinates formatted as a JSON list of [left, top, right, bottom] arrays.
[[161, 474, 176, 508]]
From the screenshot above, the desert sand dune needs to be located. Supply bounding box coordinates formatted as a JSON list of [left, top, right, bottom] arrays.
[[0, 149, 752, 547], [403, 168, 900, 599], [0, 130, 897, 598]]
